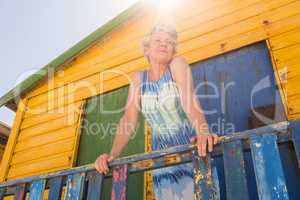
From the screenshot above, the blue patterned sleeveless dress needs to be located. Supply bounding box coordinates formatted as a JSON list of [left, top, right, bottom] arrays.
[[140, 65, 197, 200]]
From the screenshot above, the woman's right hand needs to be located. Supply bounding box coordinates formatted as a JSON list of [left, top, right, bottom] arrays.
[[94, 153, 115, 175]]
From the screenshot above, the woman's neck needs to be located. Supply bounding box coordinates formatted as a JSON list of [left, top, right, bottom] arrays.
[[148, 62, 168, 81]]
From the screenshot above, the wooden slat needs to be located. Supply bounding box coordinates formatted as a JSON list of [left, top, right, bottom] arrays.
[[111, 165, 129, 200], [26, 0, 298, 106], [27, 1, 300, 112], [179, 0, 300, 55], [223, 141, 249, 200], [273, 55, 300, 72], [23, 101, 81, 120], [177, 0, 261, 34], [48, 177, 63, 200], [11, 138, 74, 165], [28, 180, 46, 200], [86, 171, 104, 200], [273, 55, 300, 112], [273, 43, 300, 64], [14, 126, 76, 152], [288, 98, 300, 115], [13, 184, 26, 200], [180, 0, 295, 45], [7, 152, 72, 179], [289, 83, 300, 99], [0, 99, 28, 182], [70, 101, 85, 166], [64, 173, 85, 200], [182, 13, 300, 66], [21, 110, 66, 130], [269, 27, 300, 50], [27, 74, 133, 113], [290, 120, 300, 167], [250, 134, 289, 200], [286, 62, 300, 80], [18, 112, 79, 141], [284, 77, 300, 99], [192, 151, 217, 199]]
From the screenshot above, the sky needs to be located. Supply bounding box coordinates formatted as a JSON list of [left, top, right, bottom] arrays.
[[0, 0, 140, 126]]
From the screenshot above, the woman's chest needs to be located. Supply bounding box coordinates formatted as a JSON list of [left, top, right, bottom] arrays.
[[141, 82, 181, 114]]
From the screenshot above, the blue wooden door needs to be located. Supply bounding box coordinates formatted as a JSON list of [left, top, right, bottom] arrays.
[[191, 42, 300, 199]]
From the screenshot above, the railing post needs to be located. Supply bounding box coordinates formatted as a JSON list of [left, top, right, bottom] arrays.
[[13, 183, 26, 200], [223, 140, 249, 200], [86, 171, 104, 200], [28, 180, 46, 200], [211, 159, 220, 200], [48, 176, 63, 200], [250, 133, 289, 200], [111, 164, 128, 200], [64, 173, 85, 200], [290, 120, 300, 167], [192, 151, 217, 200], [0, 188, 5, 200]]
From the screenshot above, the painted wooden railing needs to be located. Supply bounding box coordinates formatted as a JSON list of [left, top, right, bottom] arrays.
[[0, 121, 299, 200]]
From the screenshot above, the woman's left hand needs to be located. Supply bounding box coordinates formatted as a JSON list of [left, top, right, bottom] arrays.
[[190, 133, 219, 157]]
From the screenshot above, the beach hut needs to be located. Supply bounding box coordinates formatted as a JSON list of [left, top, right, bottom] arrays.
[[0, 122, 9, 164], [0, 0, 299, 199]]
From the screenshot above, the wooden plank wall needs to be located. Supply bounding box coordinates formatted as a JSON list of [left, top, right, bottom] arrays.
[[268, 27, 300, 120], [0, 144, 6, 163], [1, 0, 299, 180], [24, 0, 299, 119], [0, 99, 84, 181]]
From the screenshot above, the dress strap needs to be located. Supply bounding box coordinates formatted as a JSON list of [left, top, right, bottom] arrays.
[[166, 64, 174, 82], [140, 70, 147, 95]]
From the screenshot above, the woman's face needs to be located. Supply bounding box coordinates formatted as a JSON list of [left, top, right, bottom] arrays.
[[145, 31, 176, 64]]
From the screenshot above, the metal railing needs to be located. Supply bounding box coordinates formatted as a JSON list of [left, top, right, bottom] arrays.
[[0, 120, 299, 200]]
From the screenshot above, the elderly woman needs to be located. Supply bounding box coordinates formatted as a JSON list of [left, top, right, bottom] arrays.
[[95, 24, 218, 199]]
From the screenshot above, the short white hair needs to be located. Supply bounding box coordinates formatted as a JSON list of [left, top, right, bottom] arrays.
[[142, 23, 178, 61]]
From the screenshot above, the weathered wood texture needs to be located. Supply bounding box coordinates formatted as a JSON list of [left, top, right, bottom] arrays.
[[0, 101, 84, 181], [0, 121, 295, 200], [25, 0, 299, 117], [250, 134, 289, 200]]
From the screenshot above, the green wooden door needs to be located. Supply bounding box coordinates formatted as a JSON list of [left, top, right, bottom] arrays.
[[77, 86, 145, 199]]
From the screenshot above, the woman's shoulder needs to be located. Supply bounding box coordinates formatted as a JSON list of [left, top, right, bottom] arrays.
[[169, 56, 190, 78], [170, 56, 189, 70], [170, 56, 187, 64], [130, 70, 144, 86]]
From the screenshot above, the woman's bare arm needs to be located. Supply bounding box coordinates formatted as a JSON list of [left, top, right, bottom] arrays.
[[169, 56, 218, 157], [95, 71, 141, 174], [109, 72, 141, 158]]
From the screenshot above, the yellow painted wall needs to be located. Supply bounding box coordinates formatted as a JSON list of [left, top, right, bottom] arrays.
[[0, 99, 84, 181], [268, 27, 300, 120], [0, 144, 6, 163], [24, 0, 299, 117], [1, 0, 300, 182]]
